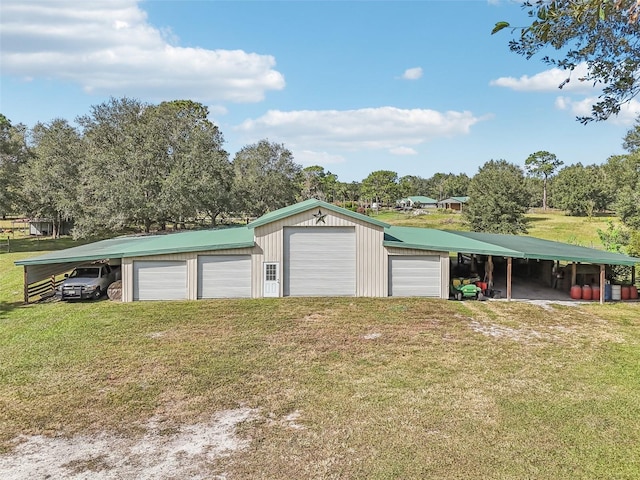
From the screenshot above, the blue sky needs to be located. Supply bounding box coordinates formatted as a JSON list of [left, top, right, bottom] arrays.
[[2, 0, 639, 182]]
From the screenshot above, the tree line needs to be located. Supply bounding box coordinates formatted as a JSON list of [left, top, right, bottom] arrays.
[[0, 96, 639, 254]]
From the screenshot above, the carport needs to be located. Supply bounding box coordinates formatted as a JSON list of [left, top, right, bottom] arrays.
[[385, 227, 639, 304], [14, 229, 255, 303], [14, 199, 640, 304], [451, 231, 639, 303]]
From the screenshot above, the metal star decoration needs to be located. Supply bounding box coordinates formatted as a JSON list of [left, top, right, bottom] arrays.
[[313, 209, 326, 224]]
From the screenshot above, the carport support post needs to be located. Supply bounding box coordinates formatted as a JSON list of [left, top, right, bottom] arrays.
[[23, 266, 29, 304], [600, 264, 605, 305], [571, 262, 577, 286], [507, 257, 512, 301]]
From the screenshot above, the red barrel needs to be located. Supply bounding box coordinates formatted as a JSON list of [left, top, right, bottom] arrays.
[[582, 285, 592, 300], [621, 286, 630, 300], [630, 286, 639, 300], [591, 286, 600, 301], [570, 285, 582, 299]]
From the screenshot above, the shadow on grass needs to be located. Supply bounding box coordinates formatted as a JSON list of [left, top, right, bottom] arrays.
[[0, 300, 22, 317]]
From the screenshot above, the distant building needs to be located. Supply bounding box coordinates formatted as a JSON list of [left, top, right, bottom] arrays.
[[398, 196, 438, 209], [437, 196, 469, 212], [29, 218, 73, 236]]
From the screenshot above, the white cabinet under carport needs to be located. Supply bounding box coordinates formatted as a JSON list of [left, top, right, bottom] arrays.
[[197, 255, 251, 299], [133, 260, 188, 301], [388, 255, 441, 297]]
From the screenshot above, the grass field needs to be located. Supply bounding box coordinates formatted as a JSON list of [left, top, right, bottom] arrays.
[[375, 209, 618, 248], [1, 235, 640, 478]]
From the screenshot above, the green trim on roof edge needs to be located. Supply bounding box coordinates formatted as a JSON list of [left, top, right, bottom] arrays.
[[248, 199, 389, 229]]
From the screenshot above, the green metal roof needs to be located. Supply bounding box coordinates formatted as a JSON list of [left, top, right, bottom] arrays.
[[15, 200, 640, 268], [385, 225, 639, 266], [407, 196, 438, 204], [248, 198, 389, 229], [384, 227, 523, 258], [448, 230, 640, 266], [15, 226, 254, 266], [438, 196, 469, 203]]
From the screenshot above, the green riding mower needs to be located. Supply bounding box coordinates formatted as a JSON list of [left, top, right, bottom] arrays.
[[450, 277, 483, 301]]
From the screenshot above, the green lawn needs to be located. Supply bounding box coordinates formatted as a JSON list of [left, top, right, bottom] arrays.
[[1, 242, 640, 478]]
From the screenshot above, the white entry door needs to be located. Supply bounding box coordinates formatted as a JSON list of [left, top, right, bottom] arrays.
[[263, 262, 280, 297]]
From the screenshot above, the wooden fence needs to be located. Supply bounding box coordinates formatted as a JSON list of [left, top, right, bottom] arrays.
[[25, 275, 63, 303]]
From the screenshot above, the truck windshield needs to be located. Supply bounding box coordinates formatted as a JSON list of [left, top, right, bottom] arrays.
[[70, 268, 100, 278]]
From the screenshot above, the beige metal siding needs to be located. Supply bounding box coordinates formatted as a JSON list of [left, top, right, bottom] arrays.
[[253, 209, 386, 298]]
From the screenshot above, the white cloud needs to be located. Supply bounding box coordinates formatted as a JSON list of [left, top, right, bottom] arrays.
[[389, 146, 417, 155], [490, 63, 595, 94], [295, 150, 346, 166], [555, 96, 640, 125], [0, 0, 285, 102], [234, 106, 484, 152], [401, 67, 423, 80]]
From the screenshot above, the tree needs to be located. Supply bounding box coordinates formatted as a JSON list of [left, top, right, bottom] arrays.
[[524, 151, 563, 210], [441, 173, 470, 199], [493, 0, 640, 122], [150, 100, 231, 227], [22, 119, 82, 238], [622, 116, 640, 152], [553, 163, 610, 216], [77, 96, 153, 236], [232, 140, 301, 217], [361, 170, 399, 205], [298, 165, 338, 202], [77, 97, 231, 236], [336, 181, 361, 204], [464, 160, 529, 234], [398, 175, 430, 198], [0, 114, 29, 217], [607, 152, 640, 228]]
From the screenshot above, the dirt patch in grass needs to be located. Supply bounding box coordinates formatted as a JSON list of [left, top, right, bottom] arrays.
[[0, 408, 257, 480]]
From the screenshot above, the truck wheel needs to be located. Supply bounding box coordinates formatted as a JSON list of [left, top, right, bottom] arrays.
[[93, 287, 102, 299]]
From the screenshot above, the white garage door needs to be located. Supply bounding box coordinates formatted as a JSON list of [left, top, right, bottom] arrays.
[[198, 255, 251, 299], [284, 227, 356, 296], [133, 261, 187, 301], [389, 255, 441, 297]]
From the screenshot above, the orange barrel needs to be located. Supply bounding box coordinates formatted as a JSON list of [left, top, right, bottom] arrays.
[[582, 285, 592, 300], [630, 286, 639, 300], [570, 285, 582, 299], [621, 286, 630, 300], [591, 285, 600, 301]]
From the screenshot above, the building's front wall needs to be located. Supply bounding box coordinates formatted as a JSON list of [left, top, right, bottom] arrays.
[[119, 208, 451, 301], [252, 208, 387, 298]]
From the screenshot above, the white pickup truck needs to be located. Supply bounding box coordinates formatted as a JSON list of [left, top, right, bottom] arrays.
[[59, 263, 121, 300]]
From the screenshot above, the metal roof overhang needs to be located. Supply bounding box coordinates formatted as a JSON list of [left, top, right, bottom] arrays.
[[384, 227, 523, 258], [384, 226, 640, 266], [449, 231, 640, 266], [14, 227, 255, 267]]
